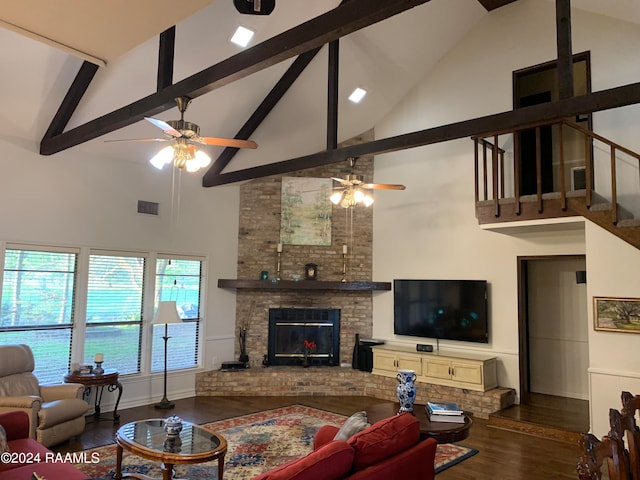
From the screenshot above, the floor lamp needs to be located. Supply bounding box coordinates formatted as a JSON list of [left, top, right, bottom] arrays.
[[153, 301, 182, 409]]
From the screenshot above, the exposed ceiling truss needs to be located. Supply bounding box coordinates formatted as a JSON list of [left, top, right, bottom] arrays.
[[39, 0, 640, 190], [40, 0, 431, 156]]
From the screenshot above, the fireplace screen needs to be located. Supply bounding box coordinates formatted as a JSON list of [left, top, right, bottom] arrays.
[[268, 308, 340, 366]]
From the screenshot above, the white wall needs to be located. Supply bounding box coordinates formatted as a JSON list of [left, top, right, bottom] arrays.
[[0, 135, 240, 410], [528, 257, 588, 400], [371, 0, 640, 436]]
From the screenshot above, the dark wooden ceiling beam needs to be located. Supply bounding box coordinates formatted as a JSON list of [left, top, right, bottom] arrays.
[[327, 40, 339, 151], [41, 61, 99, 140], [205, 46, 323, 178], [476, 0, 520, 11], [202, 81, 640, 187], [556, 0, 573, 99], [157, 27, 176, 91], [40, 0, 430, 156]]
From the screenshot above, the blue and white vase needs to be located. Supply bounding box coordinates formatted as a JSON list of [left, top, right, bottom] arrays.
[[164, 415, 183, 436], [396, 369, 417, 413]]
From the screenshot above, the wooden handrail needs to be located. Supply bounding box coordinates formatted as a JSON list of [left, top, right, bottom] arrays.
[[473, 117, 640, 228]]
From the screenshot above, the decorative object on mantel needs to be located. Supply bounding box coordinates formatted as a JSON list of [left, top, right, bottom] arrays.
[[275, 243, 282, 281], [94, 353, 105, 375], [262, 354, 269, 367], [397, 369, 417, 413], [341, 244, 348, 282], [304, 263, 318, 280], [301, 339, 316, 367], [260, 270, 268, 280]]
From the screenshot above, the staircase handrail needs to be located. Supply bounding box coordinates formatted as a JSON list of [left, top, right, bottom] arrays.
[[473, 117, 640, 226]]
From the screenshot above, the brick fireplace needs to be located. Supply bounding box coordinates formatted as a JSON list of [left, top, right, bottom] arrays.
[[268, 308, 341, 367], [228, 131, 377, 369], [195, 130, 516, 417]]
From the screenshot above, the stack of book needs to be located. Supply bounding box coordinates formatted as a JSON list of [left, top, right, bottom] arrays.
[[425, 401, 466, 423]]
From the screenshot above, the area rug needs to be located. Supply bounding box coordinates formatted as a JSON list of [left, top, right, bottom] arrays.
[[74, 405, 477, 479]]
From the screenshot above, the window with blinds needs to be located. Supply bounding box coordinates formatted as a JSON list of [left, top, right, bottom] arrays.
[[85, 253, 145, 375], [152, 257, 202, 371], [0, 248, 77, 384]]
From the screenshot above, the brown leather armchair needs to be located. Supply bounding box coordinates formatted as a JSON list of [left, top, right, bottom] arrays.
[[0, 344, 89, 447]]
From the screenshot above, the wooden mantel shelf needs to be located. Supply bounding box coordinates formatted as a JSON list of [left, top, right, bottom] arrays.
[[218, 279, 391, 291]]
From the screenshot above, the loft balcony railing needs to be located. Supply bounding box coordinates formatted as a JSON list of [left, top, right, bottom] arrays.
[[473, 118, 640, 226]]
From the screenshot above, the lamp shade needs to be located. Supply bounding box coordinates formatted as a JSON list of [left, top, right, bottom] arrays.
[[152, 301, 182, 325]]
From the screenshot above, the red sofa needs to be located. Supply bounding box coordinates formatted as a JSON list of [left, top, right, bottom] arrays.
[[0, 411, 88, 480], [253, 412, 437, 480]]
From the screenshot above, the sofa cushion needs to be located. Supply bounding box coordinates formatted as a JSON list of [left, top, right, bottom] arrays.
[[252, 440, 354, 480], [347, 412, 420, 471], [0, 462, 88, 480], [333, 411, 370, 441]]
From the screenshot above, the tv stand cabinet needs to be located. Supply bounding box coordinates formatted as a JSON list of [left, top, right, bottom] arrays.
[[371, 344, 498, 392]]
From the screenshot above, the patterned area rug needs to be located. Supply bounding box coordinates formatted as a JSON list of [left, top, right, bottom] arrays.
[[74, 405, 477, 479]]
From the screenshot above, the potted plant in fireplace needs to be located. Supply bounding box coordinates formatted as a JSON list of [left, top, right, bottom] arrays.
[[301, 339, 316, 368]]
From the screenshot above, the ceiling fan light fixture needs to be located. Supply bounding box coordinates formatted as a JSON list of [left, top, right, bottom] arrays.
[[330, 191, 343, 205], [194, 149, 212, 169], [363, 193, 374, 207], [150, 145, 175, 170]]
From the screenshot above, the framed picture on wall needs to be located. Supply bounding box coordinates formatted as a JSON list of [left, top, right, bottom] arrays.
[[593, 296, 640, 333], [280, 177, 332, 246]]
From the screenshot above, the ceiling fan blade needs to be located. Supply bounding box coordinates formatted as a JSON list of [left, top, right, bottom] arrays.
[[196, 137, 258, 149], [362, 183, 406, 190], [104, 138, 169, 143], [144, 117, 182, 137], [331, 177, 352, 186]]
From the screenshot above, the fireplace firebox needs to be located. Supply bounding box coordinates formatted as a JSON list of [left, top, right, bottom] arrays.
[[268, 308, 340, 367]]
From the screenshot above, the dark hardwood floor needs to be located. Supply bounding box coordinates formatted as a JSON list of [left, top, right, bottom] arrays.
[[52, 395, 585, 480]]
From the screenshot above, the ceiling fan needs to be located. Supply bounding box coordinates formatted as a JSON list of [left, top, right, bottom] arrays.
[[106, 96, 257, 172], [330, 157, 405, 208]]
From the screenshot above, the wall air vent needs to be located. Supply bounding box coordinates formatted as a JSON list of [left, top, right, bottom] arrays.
[[137, 200, 159, 216]]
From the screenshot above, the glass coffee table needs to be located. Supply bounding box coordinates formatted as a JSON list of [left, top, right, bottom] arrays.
[[114, 419, 227, 480]]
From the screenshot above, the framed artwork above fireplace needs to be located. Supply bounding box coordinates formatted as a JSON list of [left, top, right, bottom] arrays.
[[280, 177, 332, 246]]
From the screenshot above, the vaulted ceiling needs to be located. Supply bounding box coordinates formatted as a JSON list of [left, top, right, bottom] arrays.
[[1, 0, 639, 188]]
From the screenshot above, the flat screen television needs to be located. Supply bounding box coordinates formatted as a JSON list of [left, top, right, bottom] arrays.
[[393, 279, 489, 343]]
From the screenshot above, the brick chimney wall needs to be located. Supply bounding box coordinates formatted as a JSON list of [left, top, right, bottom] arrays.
[[232, 131, 377, 368]]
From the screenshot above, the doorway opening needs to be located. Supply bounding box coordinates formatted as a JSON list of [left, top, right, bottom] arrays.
[[516, 255, 589, 432], [513, 52, 592, 195]]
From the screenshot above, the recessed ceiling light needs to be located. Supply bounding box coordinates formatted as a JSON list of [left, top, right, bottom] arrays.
[[348, 87, 367, 104], [231, 26, 254, 47]]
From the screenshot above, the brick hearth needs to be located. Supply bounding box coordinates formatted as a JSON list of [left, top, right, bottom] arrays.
[[195, 366, 514, 419]]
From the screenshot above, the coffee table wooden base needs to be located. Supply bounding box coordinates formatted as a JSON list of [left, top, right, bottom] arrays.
[[113, 444, 225, 480]]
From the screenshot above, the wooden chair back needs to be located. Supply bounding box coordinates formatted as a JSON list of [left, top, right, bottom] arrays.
[[577, 409, 630, 480], [621, 391, 640, 480]]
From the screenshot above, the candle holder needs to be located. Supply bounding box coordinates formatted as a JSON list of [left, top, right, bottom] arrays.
[[93, 361, 104, 375], [276, 251, 282, 281], [341, 253, 347, 283]]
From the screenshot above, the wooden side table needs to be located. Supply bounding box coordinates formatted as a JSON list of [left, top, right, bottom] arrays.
[[364, 402, 472, 443], [64, 368, 123, 423]]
